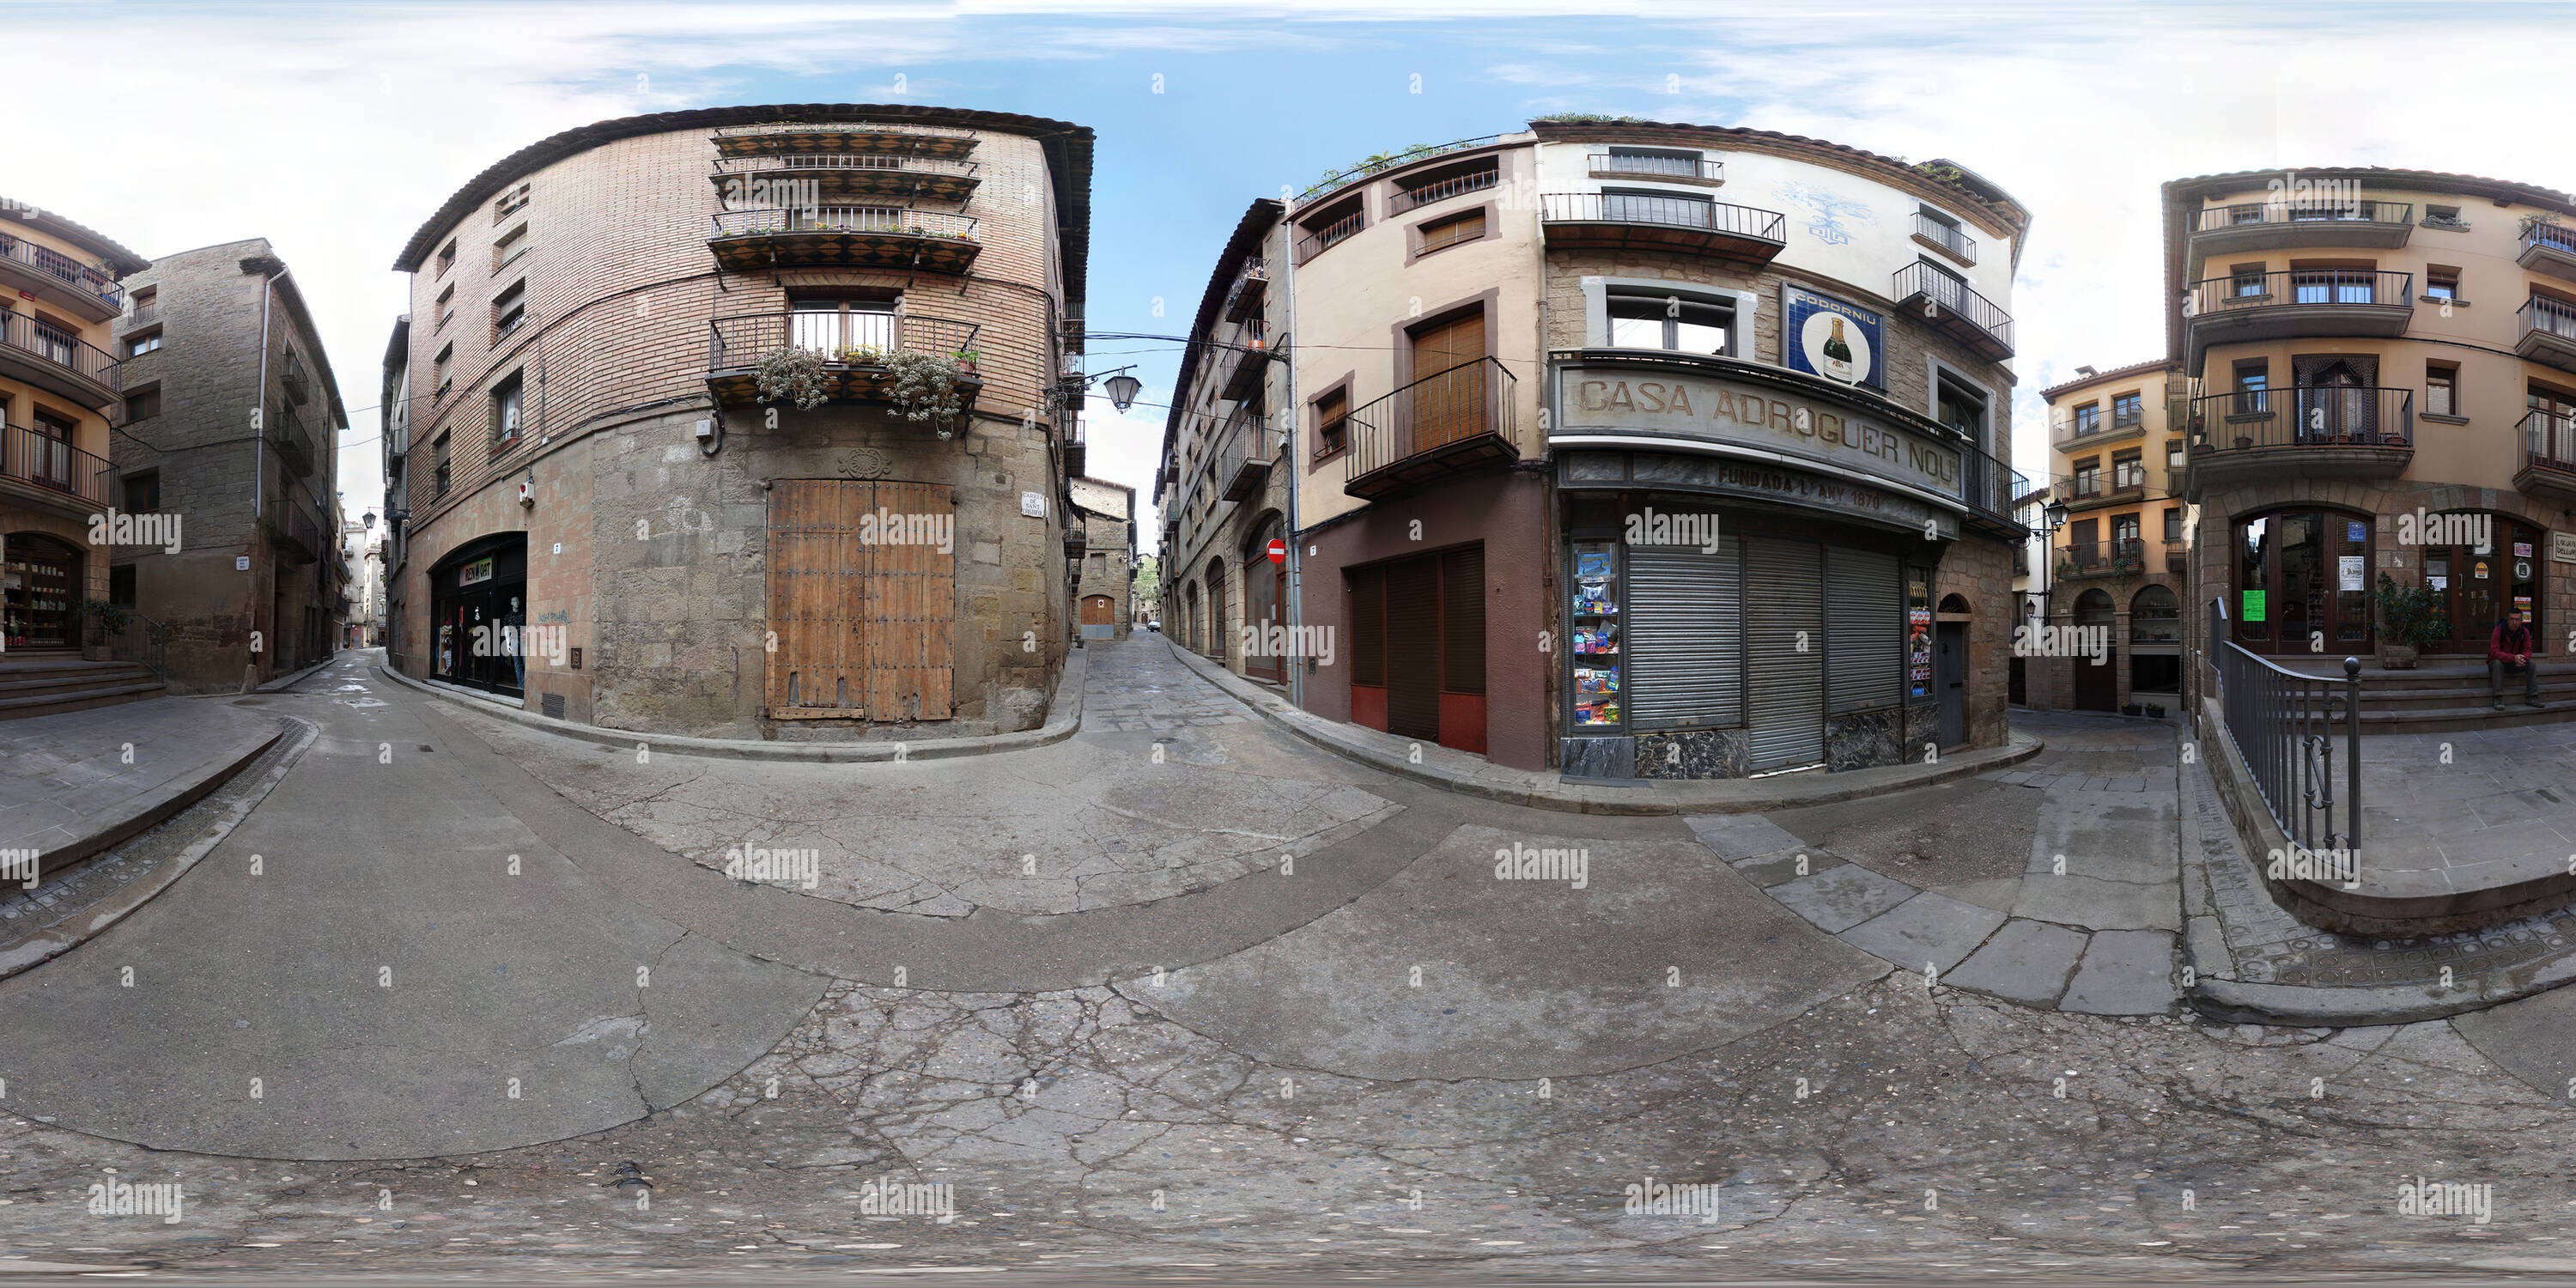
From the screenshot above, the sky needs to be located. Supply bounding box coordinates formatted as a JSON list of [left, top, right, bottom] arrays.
[[8, 0, 2576, 556]]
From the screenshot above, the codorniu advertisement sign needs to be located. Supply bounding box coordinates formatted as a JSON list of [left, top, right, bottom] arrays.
[[1553, 360, 1968, 519]]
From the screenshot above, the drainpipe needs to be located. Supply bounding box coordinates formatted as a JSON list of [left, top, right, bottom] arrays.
[[249, 264, 288, 690], [1280, 227, 1303, 711]]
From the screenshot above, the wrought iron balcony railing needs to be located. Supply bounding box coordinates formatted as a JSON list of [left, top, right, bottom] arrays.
[[1, 422, 113, 506], [0, 308, 123, 393], [1344, 356, 1516, 498], [2186, 386, 2414, 452], [1538, 191, 1788, 243], [1388, 166, 1500, 215], [2192, 199, 2415, 233], [1892, 260, 2013, 356], [1587, 153, 1723, 183], [2059, 538, 2148, 578], [1912, 212, 1977, 264], [2185, 269, 2415, 316], [0, 232, 123, 313], [705, 311, 982, 405], [709, 207, 978, 241]]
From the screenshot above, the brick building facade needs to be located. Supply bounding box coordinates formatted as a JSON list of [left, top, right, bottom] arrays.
[[382, 105, 1092, 738], [1069, 475, 1135, 641]]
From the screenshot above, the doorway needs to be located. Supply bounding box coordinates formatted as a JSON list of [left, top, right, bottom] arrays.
[[2233, 509, 2374, 657], [2073, 588, 2118, 711], [1242, 526, 1285, 684], [2420, 513, 2543, 653], [1935, 593, 1971, 747], [3, 532, 82, 649], [1347, 544, 1486, 754], [1079, 595, 1115, 641]]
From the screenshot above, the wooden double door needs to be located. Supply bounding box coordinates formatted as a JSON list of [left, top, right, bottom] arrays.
[[766, 478, 955, 720]]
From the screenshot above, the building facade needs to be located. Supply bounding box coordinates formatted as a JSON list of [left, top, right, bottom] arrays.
[[1158, 200, 1294, 689], [1, 201, 146, 654], [2036, 360, 2185, 714], [1234, 120, 2029, 780], [1069, 474, 1135, 641], [2008, 483, 2049, 705], [384, 105, 1092, 738], [109, 239, 349, 690], [2170, 168, 2576, 697]]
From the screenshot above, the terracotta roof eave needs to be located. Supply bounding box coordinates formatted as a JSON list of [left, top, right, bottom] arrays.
[[0, 202, 151, 275], [1158, 197, 1284, 465], [2039, 358, 2176, 402], [391, 103, 1094, 316]]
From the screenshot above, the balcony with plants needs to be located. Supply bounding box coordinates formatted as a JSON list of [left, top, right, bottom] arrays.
[[708, 208, 981, 273], [2182, 386, 2414, 495], [708, 152, 981, 203], [711, 120, 980, 161], [707, 312, 983, 432]]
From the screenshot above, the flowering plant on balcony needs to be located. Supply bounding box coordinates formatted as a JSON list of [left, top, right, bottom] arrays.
[[755, 346, 829, 410], [835, 344, 885, 365], [884, 350, 967, 436]]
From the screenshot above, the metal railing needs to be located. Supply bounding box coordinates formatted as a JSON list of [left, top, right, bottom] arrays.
[[104, 610, 168, 683], [1539, 191, 1789, 245], [711, 153, 979, 181], [2521, 294, 2576, 344], [2186, 387, 2413, 452], [2193, 199, 2414, 232], [0, 309, 123, 392], [708, 207, 979, 241], [1216, 404, 1271, 492], [2185, 268, 2413, 316], [1912, 212, 1977, 263], [0, 232, 123, 312], [2520, 408, 2576, 477], [1589, 153, 1724, 183], [1345, 356, 1516, 482], [2208, 598, 2361, 857], [2524, 222, 2576, 256], [2059, 538, 2147, 577], [708, 311, 981, 371], [1959, 447, 2029, 532], [1, 422, 113, 504], [713, 119, 976, 142], [1892, 261, 2014, 350], [1388, 166, 1500, 214], [1297, 135, 1503, 204], [1294, 208, 1364, 262]]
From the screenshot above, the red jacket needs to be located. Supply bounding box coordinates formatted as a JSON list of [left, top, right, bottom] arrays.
[[2492, 621, 2535, 663]]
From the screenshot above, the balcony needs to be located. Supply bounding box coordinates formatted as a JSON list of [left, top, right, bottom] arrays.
[[1218, 406, 1274, 502], [2058, 538, 2148, 580], [2517, 295, 2576, 375], [710, 120, 979, 160], [1586, 153, 1723, 185], [709, 153, 980, 203], [2189, 200, 2415, 254], [0, 309, 123, 410], [1065, 417, 1085, 479], [2052, 413, 2146, 450], [1344, 356, 1517, 501], [1224, 258, 1267, 323], [120, 303, 158, 335], [704, 311, 982, 407], [0, 231, 124, 322], [2518, 222, 2576, 285], [1912, 212, 1977, 265], [0, 422, 112, 511], [1388, 166, 1501, 215], [1892, 261, 2014, 361], [2183, 270, 2413, 367], [1294, 209, 1363, 264], [2059, 480, 2147, 514], [280, 349, 311, 404], [272, 407, 320, 479], [2515, 409, 2576, 506], [1219, 330, 1270, 403], [708, 208, 981, 273], [2184, 387, 2414, 496], [1539, 192, 1787, 264]]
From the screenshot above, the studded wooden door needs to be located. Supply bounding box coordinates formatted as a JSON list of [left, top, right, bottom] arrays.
[[766, 478, 955, 720]]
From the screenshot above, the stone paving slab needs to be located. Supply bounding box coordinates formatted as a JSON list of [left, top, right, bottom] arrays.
[[1766, 863, 1917, 933], [1686, 813, 1804, 860], [0, 696, 286, 881], [2058, 928, 2178, 1015], [1944, 917, 2090, 1007], [1837, 891, 2009, 975]]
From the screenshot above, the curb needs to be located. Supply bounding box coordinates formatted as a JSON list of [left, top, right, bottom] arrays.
[[1159, 636, 2043, 816], [32, 712, 289, 884], [0, 716, 316, 981], [374, 647, 1088, 763]]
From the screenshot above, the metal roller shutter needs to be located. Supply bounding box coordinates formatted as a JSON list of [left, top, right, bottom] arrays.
[[1384, 556, 1442, 739], [1826, 545, 1901, 714], [1626, 539, 1741, 730], [1744, 538, 1825, 770]]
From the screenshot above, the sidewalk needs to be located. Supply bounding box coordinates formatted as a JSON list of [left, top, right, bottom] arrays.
[[374, 646, 1088, 762], [1159, 637, 2042, 815]]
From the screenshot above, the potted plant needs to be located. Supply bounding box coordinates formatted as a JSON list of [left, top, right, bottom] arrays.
[[2234, 434, 2254, 450], [2372, 572, 2449, 670], [884, 349, 967, 438], [754, 346, 829, 410], [951, 349, 981, 375], [2144, 702, 2166, 718]]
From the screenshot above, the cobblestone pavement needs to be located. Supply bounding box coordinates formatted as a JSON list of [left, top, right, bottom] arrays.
[[1080, 638, 1255, 733]]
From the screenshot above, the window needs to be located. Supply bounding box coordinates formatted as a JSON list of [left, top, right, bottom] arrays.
[[2164, 507, 2184, 543], [1935, 374, 1988, 444], [435, 283, 456, 330], [130, 286, 156, 310], [2166, 437, 2185, 471], [1392, 159, 1499, 212], [2072, 402, 2100, 437], [1297, 197, 1363, 259], [1606, 290, 1732, 355], [127, 329, 162, 356], [124, 387, 161, 421], [108, 563, 136, 609], [124, 471, 159, 512], [2111, 392, 2142, 428], [2234, 360, 2269, 412], [1599, 146, 1704, 179], [432, 431, 452, 497], [433, 343, 453, 397], [2231, 264, 2266, 298], [1602, 186, 1713, 228], [2425, 204, 2466, 230], [2293, 269, 2376, 305], [1916, 204, 1971, 258], [492, 281, 526, 339], [436, 240, 458, 277], [2112, 513, 2141, 545], [787, 293, 898, 355], [1417, 209, 1486, 255], [2073, 457, 2101, 498], [2426, 267, 2460, 301], [2113, 449, 2144, 490], [2427, 362, 2460, 416], [1313, 386, 1348, 457], [490, 372, 524, 444], [494, 182, 530, 222], [493, 224, 529, 271]]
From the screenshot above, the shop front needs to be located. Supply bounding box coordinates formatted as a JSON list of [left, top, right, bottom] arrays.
[[2414, 512, 2546, 653], [429, 532, 527, 697], [3, 532, 82, 650]]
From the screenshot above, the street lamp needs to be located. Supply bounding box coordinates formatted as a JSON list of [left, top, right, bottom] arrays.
[[2043, 496, 2069, 532], [1103, 373, 1142, 412]]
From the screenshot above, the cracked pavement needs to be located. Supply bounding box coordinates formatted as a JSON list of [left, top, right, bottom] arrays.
[[5, 641, 2576, 1282]]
